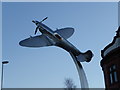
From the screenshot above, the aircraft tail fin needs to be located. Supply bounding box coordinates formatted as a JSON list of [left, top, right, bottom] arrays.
[[77, 50, 93, 62]]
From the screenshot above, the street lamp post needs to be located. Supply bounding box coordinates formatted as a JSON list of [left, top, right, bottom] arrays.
[[1, 61, 9, 90]]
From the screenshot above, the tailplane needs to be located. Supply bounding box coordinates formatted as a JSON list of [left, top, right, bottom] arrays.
[[77, 50, 93, 62]]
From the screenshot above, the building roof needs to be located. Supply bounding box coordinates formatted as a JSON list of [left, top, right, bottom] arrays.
[[101, 26, 120, 58]]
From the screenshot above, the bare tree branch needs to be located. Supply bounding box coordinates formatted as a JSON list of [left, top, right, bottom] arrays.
[[64, 78, 77, 90]]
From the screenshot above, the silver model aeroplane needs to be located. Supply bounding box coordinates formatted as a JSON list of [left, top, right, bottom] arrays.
[[19, 17, 93, 62]]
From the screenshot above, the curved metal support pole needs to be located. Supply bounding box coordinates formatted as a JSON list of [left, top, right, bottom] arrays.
[[69, 52, 89, 89]]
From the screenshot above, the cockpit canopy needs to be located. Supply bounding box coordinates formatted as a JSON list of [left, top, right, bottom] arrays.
[[54, 33, 62, 40]]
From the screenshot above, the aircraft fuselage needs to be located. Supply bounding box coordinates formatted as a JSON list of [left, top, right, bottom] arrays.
[[38, 22, 81, 56]]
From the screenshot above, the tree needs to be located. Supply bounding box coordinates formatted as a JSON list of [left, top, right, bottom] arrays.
[[64, 78, 77, 90]]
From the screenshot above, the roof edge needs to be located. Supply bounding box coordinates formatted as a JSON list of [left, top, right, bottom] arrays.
[[101, 26, 120, 58]]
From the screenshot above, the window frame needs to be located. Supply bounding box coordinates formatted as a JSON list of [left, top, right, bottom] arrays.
[[109, 64, 118, 85]]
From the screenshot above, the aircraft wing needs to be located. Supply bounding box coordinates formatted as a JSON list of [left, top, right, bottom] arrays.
[[54, 27, 74, 39], [19, 35, 53, 47]]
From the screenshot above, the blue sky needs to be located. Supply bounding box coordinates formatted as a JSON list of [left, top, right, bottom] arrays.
[[2, 2, 118, 88]]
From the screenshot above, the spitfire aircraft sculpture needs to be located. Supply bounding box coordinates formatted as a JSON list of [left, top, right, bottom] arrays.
[[19, 17, 93, 88]]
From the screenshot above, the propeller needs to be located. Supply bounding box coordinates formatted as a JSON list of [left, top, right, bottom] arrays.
[[32, 17, 48, 35], [41, 17, 48, 22], [34, 26, 39, 35]]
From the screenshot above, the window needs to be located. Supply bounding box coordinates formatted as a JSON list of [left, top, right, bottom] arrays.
[[109, 65, 118, 84], [114, 72, 118, 82], [109, 65, 116, 72], [110, 73, 113, 84]]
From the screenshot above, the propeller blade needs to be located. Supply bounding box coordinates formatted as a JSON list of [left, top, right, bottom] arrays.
[[41, 17, 48, 22], [34, 26, 39, 35], [32, 20, 35, 23], [33, 17, 48, 35]]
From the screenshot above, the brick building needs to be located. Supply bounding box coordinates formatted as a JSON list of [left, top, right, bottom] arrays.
[[101, 26, 120, 89]]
